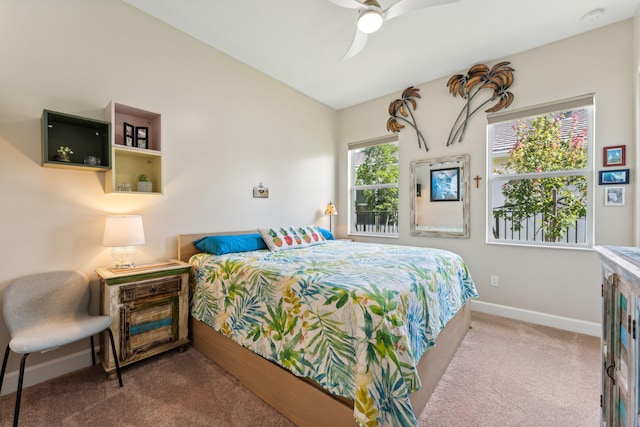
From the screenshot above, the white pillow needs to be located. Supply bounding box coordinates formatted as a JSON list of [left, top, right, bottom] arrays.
[[295, 225, 327, 247], [258, 226, 305, 251], [258, 225, 327, 252]]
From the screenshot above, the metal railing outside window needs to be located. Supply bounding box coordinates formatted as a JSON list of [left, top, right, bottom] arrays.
[[352, 208, 398, 235], [492, 207, 586, 244]]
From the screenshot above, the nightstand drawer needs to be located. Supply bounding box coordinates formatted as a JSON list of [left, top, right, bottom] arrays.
[[120, 295, 179, 360], [120, 276, 181, 303]]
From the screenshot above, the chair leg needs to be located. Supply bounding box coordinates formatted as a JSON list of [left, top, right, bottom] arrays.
[[90, 335, 96, 366], [13, 353, 30, 427], [0, 344, 10, 394], [106, 328, 123, 387]]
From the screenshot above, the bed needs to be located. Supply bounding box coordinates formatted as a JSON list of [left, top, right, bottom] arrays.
[[178, 230, 478, 427]]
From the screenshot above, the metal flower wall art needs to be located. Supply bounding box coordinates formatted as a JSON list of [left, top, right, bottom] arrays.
[[387, 86, 428, 151], [446, 61, 515, 146]]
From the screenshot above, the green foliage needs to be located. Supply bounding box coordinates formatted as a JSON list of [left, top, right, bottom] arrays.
[[355, 144, 399, 227], [493, 112, 588, 242], [191, 285, 217, 326], [306, 308, 356, 390], [264, 298, 298, 342]]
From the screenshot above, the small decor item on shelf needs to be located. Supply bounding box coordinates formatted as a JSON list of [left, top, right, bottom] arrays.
[[446, 61, 515, 146], [386, 86, 428, 151], [116, 182, 132, 192], [135, 126, 148, 149], [123, 122, 134, 147], [83, 156, 99, 166], [137, 174, 152, 192], [53, 146, 73, 162]]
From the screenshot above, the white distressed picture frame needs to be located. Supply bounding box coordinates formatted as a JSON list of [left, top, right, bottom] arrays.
[[605, 186, 625, 206]]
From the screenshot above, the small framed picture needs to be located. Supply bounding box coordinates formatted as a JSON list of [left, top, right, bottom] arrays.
[[605, 186, 625, 206], [135, 126, 148, 149], [430, 167, 460, 201], [603, 145, 626, 167], [123, 122, 134, 146], [599, 169, 630, 185]]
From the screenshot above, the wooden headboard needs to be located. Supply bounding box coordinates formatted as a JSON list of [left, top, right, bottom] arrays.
[[178, 230, 256, 263]]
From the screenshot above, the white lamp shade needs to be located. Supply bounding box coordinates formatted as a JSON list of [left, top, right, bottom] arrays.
[[324, 202, 338, 216], [103, 215, 145, 247]]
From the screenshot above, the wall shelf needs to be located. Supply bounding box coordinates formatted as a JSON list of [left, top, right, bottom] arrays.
[[41, 109, 111, 171], [104, 101, 163, 194]]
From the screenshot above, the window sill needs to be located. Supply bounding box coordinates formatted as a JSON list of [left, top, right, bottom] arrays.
[[485, 240, 594, 251], [348, 232, 398, 239]]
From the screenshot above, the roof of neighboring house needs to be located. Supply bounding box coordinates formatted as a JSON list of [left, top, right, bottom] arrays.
[[491, 109, 589, 157]]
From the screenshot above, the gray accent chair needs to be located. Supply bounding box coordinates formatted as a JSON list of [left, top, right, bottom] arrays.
[[0, 270, 122, 426]]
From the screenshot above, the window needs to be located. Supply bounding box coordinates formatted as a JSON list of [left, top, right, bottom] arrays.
[[348, 136, 399, 236], [487, 94, 594, 248]]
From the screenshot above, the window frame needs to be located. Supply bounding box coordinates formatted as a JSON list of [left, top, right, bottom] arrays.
[[486, 94, 595, 249], [348, 136, 399, 238]]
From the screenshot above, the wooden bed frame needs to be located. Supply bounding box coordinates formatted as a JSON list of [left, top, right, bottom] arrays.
[[178, 232, 471, 426]]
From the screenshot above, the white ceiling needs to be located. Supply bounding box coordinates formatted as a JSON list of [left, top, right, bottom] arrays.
[[122, 0, 639, 110]]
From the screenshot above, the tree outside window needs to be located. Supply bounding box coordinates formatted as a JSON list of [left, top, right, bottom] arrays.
[[349, 140, 399, 236], [488, 97, 593, 247]]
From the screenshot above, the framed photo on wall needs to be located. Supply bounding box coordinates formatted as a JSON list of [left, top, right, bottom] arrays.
[[123, 122, 134, 147], [599, 169, 630, 185], [605, 186, 625, 206], [603, 145, 625, 167], [135, 126, 148, 149], [430, 167, 460, 201]]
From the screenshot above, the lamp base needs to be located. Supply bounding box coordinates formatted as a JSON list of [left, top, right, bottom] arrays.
[[111, 246, 137, 269]]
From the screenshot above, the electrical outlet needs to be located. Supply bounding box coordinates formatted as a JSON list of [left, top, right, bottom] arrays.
[[490, 275, 499, 287]]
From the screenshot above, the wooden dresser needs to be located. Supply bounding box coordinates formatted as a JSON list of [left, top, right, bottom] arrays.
[[96, 260, 191, 376], [596, 246, 640, 427]]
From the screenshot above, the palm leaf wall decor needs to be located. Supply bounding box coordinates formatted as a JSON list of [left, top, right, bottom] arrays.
[[387, 86, 428, 151], [446, 61, 516, 146]]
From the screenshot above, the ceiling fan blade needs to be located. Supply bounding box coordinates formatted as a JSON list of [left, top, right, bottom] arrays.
[[341, 29, 368, 61], [384, 0, 459, 21], [327, 0, 366, 9]]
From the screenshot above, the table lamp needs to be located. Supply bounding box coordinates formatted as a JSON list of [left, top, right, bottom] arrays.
[[103, 215, 145, 269], [324, 201, 337, 233]]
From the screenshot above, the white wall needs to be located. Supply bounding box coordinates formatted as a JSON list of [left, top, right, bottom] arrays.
[[0, 0, 336, 388], [337, 21, 635, 330]]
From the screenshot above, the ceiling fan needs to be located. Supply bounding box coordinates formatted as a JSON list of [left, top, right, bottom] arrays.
[[329, 0, 460, 60]]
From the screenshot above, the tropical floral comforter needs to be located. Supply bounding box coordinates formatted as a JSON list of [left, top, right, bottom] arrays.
[[189, 241, 477, 427]]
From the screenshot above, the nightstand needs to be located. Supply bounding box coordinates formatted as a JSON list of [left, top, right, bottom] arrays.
[[96, 260, 191, 377]]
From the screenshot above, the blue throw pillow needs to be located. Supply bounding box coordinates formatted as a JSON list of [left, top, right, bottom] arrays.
[[194, 234, 267, 255], [318, 227, 334, 240]]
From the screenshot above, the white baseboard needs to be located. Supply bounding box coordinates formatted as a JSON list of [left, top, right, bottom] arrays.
[[0, 348, 94, 397], [471, 300, 601, 337]]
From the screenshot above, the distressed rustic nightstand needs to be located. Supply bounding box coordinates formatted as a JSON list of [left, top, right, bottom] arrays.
[[96, 260, 191, 377]]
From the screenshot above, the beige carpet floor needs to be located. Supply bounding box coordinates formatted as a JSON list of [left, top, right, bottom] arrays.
[[421, 311, 600, 427], [0, 311, 600, 426]]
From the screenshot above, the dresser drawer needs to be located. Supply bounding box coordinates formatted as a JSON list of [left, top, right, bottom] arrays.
[[120, 276, 181, 303]]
